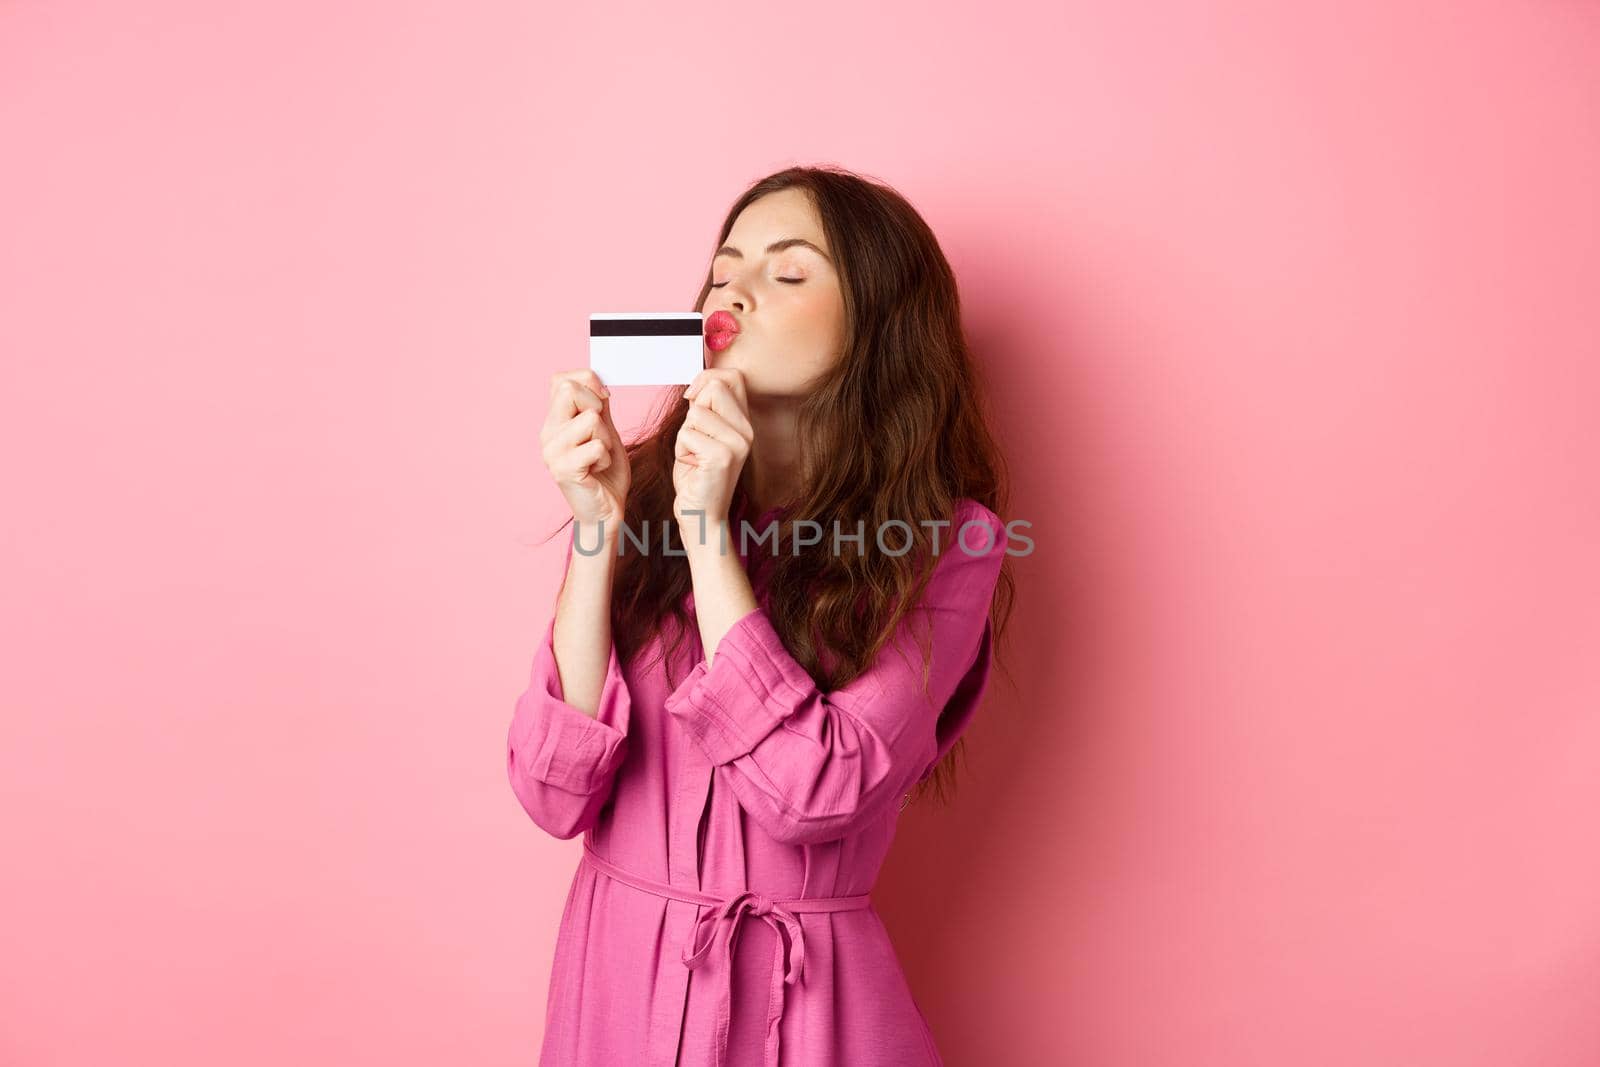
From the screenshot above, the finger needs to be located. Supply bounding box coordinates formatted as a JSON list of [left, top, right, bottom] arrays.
[[595, 395, 628, 453], [675, 425, 732, 466], [544, 371, 610, 431], [582, 396, 624, 453], [686, 367, 747, 408], [544, 380, 621, 459], [544, 407, 607, 465], [579, 437, 611, 472], [687, 394, 752, 448], [560, 437, 610, 484], [687, 375, 750, 431], [683, 403, 750, 453], [684, 367, 747, 409], [550, 368, 611, 404], [594, 420, 625, 472], [577, 372, 628, 452], [578, 417, 626, 476], [674, 422, 697, 462]]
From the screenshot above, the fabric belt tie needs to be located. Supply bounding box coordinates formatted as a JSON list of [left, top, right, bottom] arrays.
[[581, 839, 873, 1067]]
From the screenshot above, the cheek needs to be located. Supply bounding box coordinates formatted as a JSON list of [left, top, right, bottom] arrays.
[[790, 289, 845, 340], [814, 296, 847, 356]]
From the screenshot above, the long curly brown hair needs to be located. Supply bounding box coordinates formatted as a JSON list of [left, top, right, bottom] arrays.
[[555, 164, 1015, 807]]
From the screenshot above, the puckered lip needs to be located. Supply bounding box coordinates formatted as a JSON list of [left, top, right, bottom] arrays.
[[704, 310, 741, 337]]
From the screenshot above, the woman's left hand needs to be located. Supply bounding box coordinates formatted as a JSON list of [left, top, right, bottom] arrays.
[[672, 368, 754, 535]]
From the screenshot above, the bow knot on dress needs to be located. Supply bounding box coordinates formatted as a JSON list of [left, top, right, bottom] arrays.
[[681, 889, 808, 1067], [683, 888, 807, 985]]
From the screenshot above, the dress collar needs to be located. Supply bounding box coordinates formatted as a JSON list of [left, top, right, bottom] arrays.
[[733, 495, 790, 528]]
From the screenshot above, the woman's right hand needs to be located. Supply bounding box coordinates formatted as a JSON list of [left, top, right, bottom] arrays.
[[541, 370, 630, 535]]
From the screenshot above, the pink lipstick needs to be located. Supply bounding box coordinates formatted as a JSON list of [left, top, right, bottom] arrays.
[[704, 310, 740, 353]]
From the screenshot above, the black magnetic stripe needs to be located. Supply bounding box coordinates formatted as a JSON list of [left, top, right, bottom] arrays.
[[590, 318, 703, 337]]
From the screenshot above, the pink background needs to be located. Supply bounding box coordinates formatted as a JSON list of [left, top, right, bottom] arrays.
[[3, 3, 1597, 1065]]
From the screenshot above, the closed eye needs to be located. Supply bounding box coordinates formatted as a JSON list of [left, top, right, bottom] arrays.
[[711, 278, 804, 288]]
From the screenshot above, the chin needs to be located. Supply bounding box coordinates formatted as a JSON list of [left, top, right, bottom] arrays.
[[708, 349, 745, 375]]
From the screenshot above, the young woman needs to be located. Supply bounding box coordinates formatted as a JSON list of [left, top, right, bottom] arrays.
[[508, 165, 1016, 1067]]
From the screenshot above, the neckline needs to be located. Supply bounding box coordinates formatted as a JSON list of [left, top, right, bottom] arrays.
[[735, 496, 790, 527], [730, 499, 787, 576]]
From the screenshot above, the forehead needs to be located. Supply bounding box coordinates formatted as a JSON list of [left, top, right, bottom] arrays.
[[724, 189, 828, 253]]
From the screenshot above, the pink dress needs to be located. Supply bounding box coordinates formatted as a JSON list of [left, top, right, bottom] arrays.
[[506, 497, 1007, 1067]]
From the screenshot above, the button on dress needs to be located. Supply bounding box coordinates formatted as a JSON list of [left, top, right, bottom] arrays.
[[506, 497, 1007, 1067]]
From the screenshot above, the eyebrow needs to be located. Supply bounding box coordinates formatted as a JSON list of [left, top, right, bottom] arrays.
[[713, 237, 832, 264]]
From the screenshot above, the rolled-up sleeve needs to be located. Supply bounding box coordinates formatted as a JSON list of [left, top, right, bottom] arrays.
[[664, 500, 1006, 845], [505, 532, 632, 839]]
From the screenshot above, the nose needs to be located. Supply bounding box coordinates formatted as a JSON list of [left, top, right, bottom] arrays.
[[717, 269, 753, 313]]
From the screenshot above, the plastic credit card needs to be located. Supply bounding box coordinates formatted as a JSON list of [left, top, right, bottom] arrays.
[[589, 312, 705, 386]]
